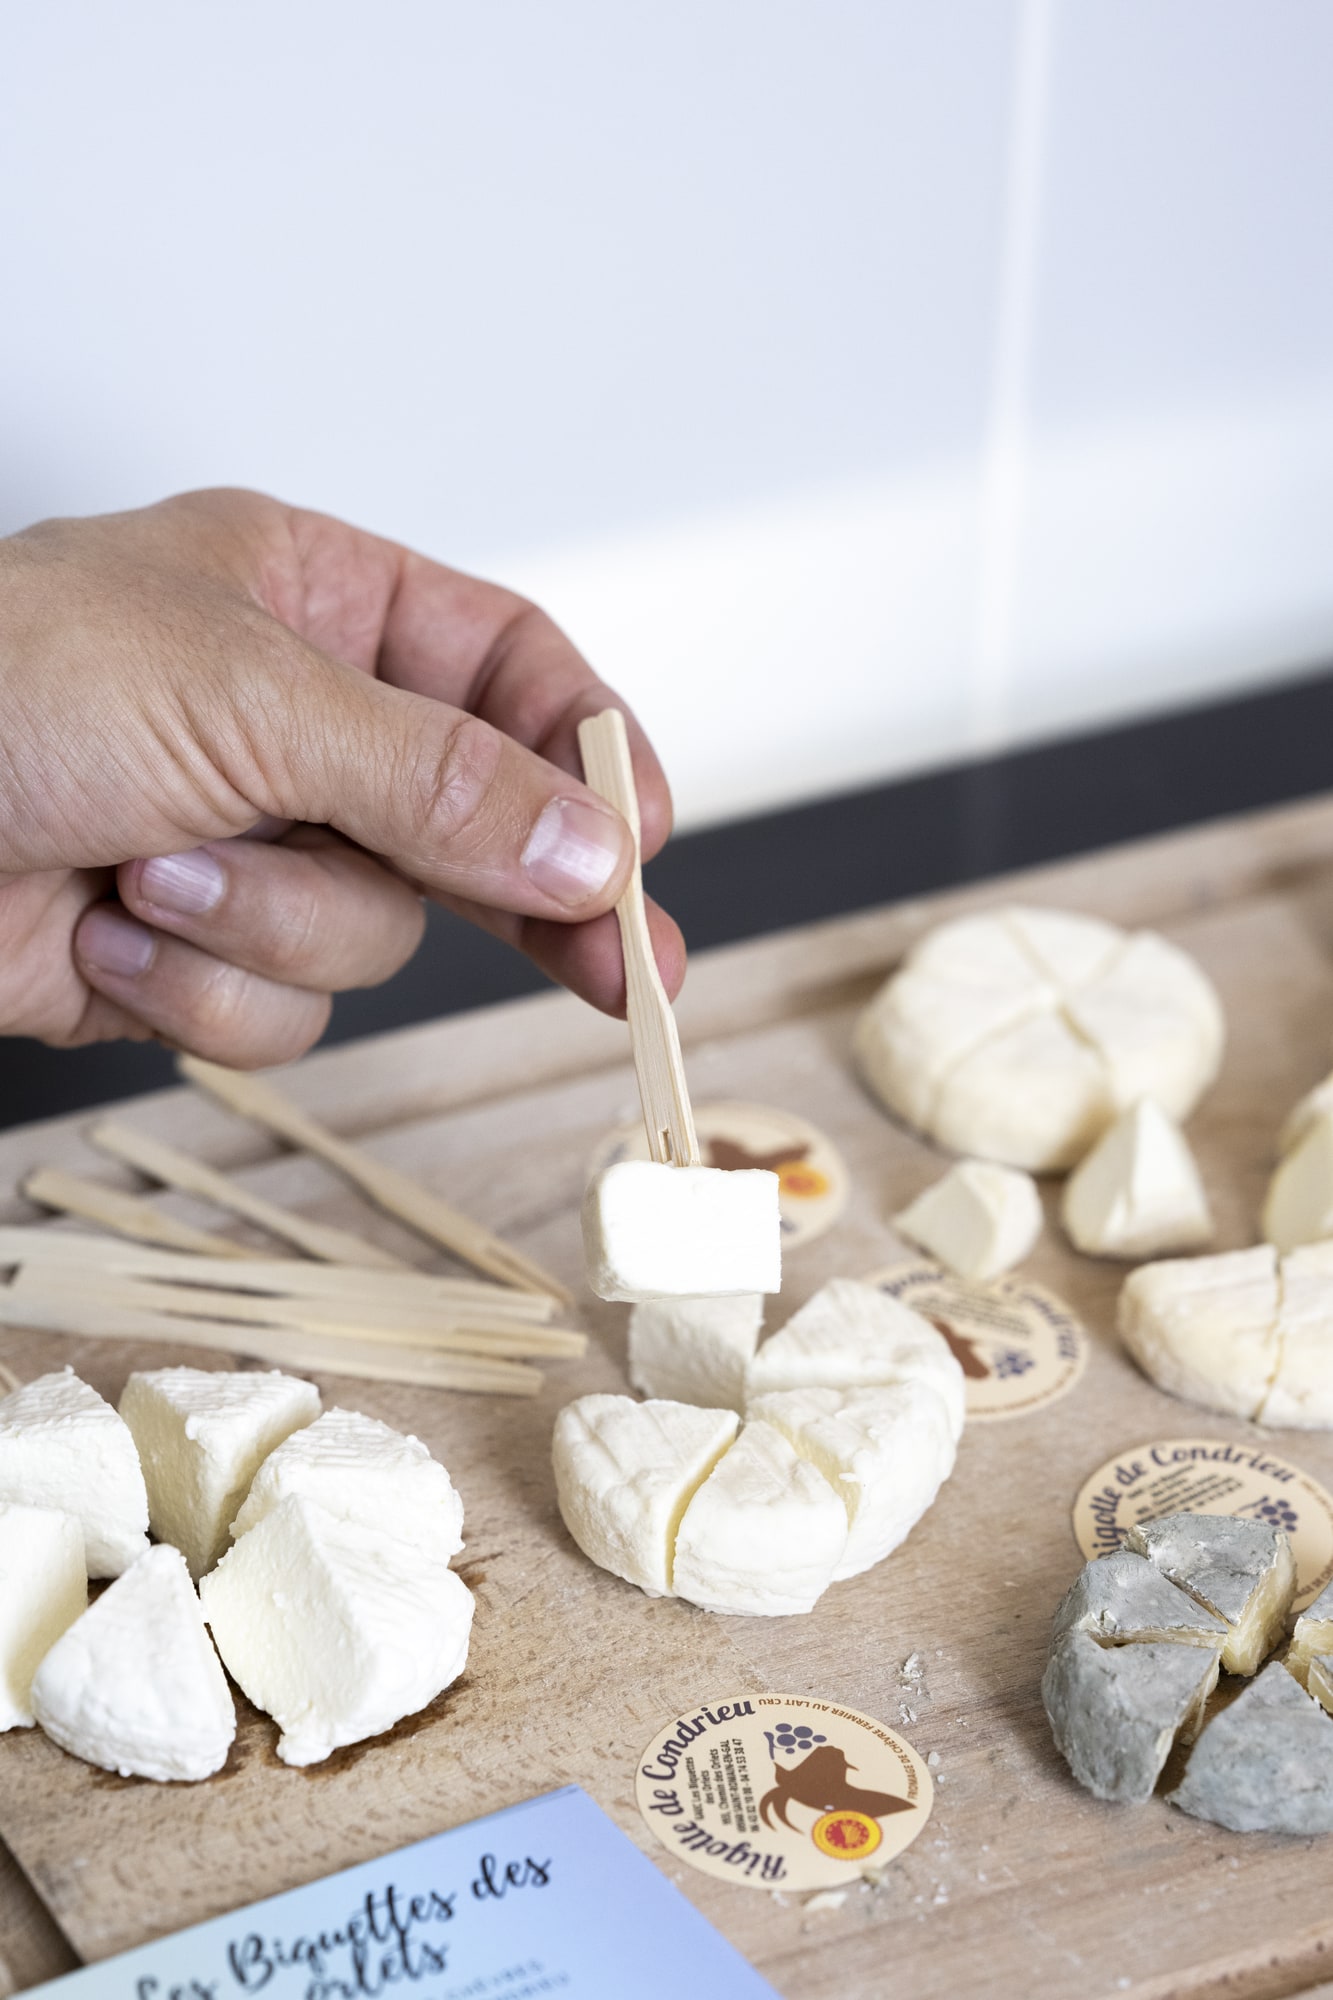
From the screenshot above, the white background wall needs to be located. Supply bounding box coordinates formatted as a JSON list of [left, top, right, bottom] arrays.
[[2, 3, 1331, 828]]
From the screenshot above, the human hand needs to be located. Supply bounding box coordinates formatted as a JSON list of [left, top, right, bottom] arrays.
[[0, 489, 683, 1064]]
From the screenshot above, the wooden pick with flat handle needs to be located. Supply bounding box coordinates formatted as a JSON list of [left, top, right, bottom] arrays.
[[577, 709, 699, 1167]]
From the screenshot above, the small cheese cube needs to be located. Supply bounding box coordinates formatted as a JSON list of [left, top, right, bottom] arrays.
[[120, 1366, 320, 1580], [0, 1505, 86, 1730], [745, 1279, 965, 1442], [231, 1408, 463, 1562], [894, 1160, 1042, 1281], [1062, 1098, 1213, 1259], [31, 1544, 234, 1781], [582, 1161, 780, 1303], [1169, 1661, 1333, 1834], [671, 1421, 847, 1616], [1043, 1630, 1221, 1805], [551, 1395, 737, 1597], [1263, 1109, 1333, 1253], [200, 1495, 473, 1767], [627, 1295, 764, 1413], [1126, 1513, 1296, 1677], [0, 1370, 148, 1578], [1284, 1577, 1333, 1689], [1117, 1247, 1281, 1422]]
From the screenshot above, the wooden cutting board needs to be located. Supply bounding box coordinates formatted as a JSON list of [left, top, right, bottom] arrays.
[[6, 796, 1333, 2000]]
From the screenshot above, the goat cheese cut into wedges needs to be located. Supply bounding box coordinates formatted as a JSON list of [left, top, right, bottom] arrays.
[[120, 1366, 320, 1580], [893, 1161, 1042, 1281], [1278, 1070, 1333, 1159], [1064, 933, 1224, 1122], [582, 1160, 781, 1302], [1168, 1661, 1333, 1834], [750, 1380, 956, 1580], [0, 1370, 148, 1578], [853, 967, 1048, 1132], [0, 1505, 86, 1731], [745, 1279, 965, 1442], [1062, 1099, 1213, 1259], [31, 1545, 234, 1781], [231, 1407, 463, 1562], [672, 1421, 847, 1616], [551, 1395, 737, 1597], [1042, 1629, 1221, 1805], [1050, 1548, 1226, 1651], [1125, 1513, 1296, 1676], [1309, 1656, 1333, 1716], [627, 1295, 764, 1413], [200, 1495, 472, 1768], [1285, 1577, 1333, 1689], [931, 1011, 1111, 1174], [1258, 1241, 1333, 1428], [1262, 1110, 1333, 1253], [1005, 906, 1123, 988], [1116, 1247, 1281, 1420]]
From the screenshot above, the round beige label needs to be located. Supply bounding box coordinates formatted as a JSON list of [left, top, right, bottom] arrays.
[[862, 1260, 1088, 1420], [635, 1693, 932, 1892], [1072, 1438, 1333, 1611], [591, 1101, 850, 1249]]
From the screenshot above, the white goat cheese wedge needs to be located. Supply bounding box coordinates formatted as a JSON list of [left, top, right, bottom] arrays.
[[672, 1421, 847, 1616], [1259, 1241, 1333, 1428], [1116, 1247, 1281, 1421], [582, 1160, 781, 1302], [0, 1370, 148, 1578], [120, 1366, 320, 1580], [0, 1505, 86, 1730], [745, 1279, 965, 1442], [1126, 1513, 1296, 1676], [551, 1395, 737, 1597], [1284, 1577, 1333, 1689], [1278, 1070, 1333, 1158], [1042, 1629, 1221, 1805], [31, 1544, 234, 1781], [231, 1407, 463, 1562], [750, 1379, 956, 1580], [1168, 1661, 1333, 1834], [1050, 1548, 1226, 1651], [201, 1495, 472, 1767], [627, 1295, 764, 1413], [1309, 1655, 1333, 1717], [1263, 1111, 1333, 1253], [893, 1160, 1042, 1281], [1062, 1099, 1213, 1259]]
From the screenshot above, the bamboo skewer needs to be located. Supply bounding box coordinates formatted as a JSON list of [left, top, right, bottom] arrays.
[[578, 708, 700, 1167], [23, 1167, 253, 1260], [88, 1121, 411, 1271], [176, 1054, 572, 1303]]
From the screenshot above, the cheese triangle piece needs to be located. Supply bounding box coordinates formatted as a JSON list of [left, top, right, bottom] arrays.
[[745, 1279, 964, 1441], [1285, 1576, 1333, 1689], [1263, 1110, 1333, 1253], [894, 1161, 1042, 1282], [1169, 1661, 1333, 1833], [1062, 1099, 1212, 1259], [0, 1370, 148, 1578], [1042, 1630, 1220, 1805], [1050, 1547, 1226, 1650], [230, 1407, 463, 1563], [672, 1421, 847, 1616], [0, 1504, 86, 1731], [1125, 1513, 1296, 1676], [1116, 1247, 1281, 1421], [1258, 1241, 1333, 1428], [1309, 1656, 1333, 1717]]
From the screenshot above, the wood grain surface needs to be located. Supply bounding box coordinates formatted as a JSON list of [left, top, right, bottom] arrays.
[[5, 797, 1333, 2000]]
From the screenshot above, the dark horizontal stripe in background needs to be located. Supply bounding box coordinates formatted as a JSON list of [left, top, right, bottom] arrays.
[[3, 663, 1332, 1131]]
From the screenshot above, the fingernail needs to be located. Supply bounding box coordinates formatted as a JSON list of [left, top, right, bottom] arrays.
[[521, 797, 628, 906], [139, 848, 226, 916], [79, 907, 157, 978]]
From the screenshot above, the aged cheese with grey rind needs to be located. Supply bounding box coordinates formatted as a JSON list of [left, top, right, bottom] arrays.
[[1169, 1661, 1333, 1833], [745, 1279, 965, 1443], [0, 1370, 149, 1578], [1050, 1548, 1226, 1651], [1310, 1656, 1333, 1717], [671, 1421, 847, 1617], [893, 1160, 1042, 1282], [627, 1295, 764, 1414], [1285, 1576, 1333, 1688], [1125, 1513, 1296, 1676], [1042, 1630, 1221, 1805], [1116, 1247, 1281, 1422], [0, 1505, 87, 1731]]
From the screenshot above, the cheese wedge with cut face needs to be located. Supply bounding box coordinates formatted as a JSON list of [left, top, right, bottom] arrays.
[[1284, 1577, 1333, 1689], [1258, 1240, 1333, 1428], [627, 1294, 764, 1414], [1064, 932, 1224, 1122], [1309, 1656, 1333, 1716], [1262, 1109, 1333, 1253], [582, 1161, 781, 1302], [1042, 1629, 1221, 1805], [120, 1366, 320, 1580], [230, 1407, 464, 1563], [1168, 1660, 1333, 1834], [1049, 1547, 1227, 1652], [1062, 1099, 1213, 1259], [750, 1379, 956, 1581], [1125, 1513, 1296, 1676], [552, 1395, 738, 1597], [201, 1494, 472, 1768], [1278, 1069, 1333, 1158], [1116, 1246, 1281, 1421], [671, 1421, 847, 1616], [893, 1161, 1042, 1282], [745, 1279, 965, 1442], [0, 1504, 86, 1731], [0, 1370, 149, 1578], [32, 1544, 234, 1781]]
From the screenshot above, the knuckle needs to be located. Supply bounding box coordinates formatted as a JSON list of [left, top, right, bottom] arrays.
[[407, 712, 502, 858]]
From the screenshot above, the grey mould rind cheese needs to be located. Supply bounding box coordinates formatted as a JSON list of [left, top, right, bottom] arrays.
[[1050, 1547, 1226, 1650], [1286, 1576, 1333, 1689], [1042, 1630, 1220, 1805], [1125, 1513, 1296, 1676], [1169, 1662, 1333, 1834]]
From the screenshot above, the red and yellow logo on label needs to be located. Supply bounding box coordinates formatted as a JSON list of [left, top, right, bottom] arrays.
[[811, 1809, 883, 1859]]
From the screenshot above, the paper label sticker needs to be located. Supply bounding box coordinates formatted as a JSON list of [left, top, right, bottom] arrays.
[[862, 1260, 1088, 1420], [635, 1693, 931, 1892], [1072, 1438, 1333, 1610], [592, 1102, 850, 1247]]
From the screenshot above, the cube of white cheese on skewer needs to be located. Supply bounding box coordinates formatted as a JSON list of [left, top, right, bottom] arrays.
[[0, 1504, 86, 1731], [893, 1160, 1042, 1281], [231, 1407, 464, 1563], [745, 1279, 965, 1443], [1042, 1629, 1221, 1805], [1125, 1513, 1296, 1677], [1168, 1661, 1333, 1834], [120, 1366, 320, 1580], [1062, 1098, 1213, 1259], [582, 1161, 780, 1302], [0, 1370, 149, 1578], [672, 1421, 847, 1616], [31, 1544, 235, 1781], [627, 1295, 764, 1413], [201, 1495, 473, 1768]]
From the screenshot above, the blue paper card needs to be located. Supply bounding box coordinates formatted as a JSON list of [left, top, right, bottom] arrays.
[[28, 1787, 777, 2000]]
